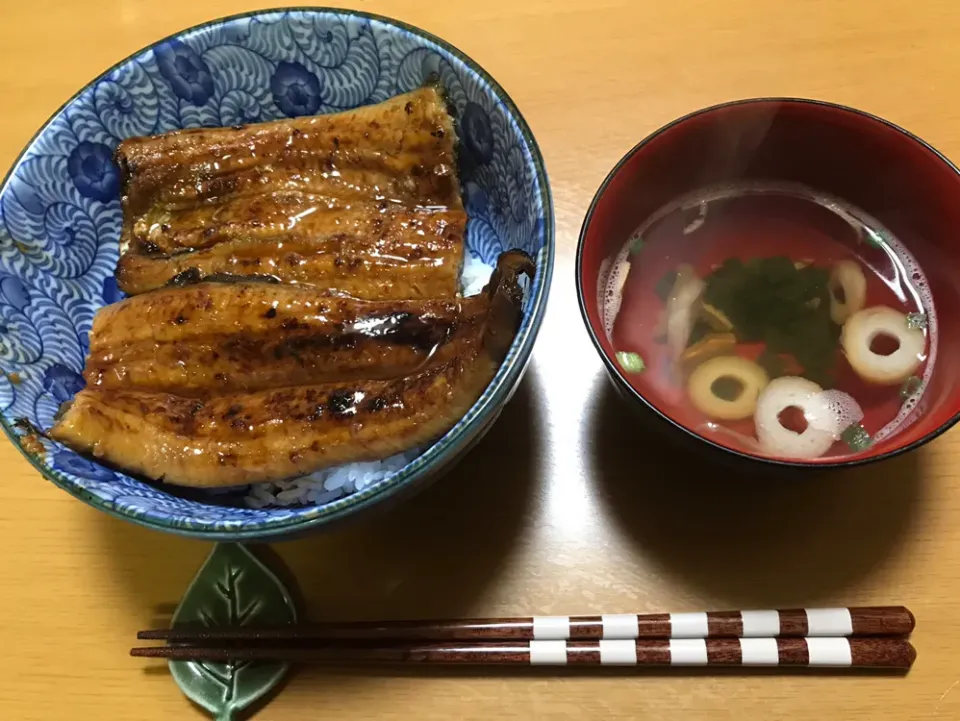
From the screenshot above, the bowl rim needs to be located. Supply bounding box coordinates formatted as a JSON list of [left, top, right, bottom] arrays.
[[575, 96, 960, 469], [0, 6, 555, 539]]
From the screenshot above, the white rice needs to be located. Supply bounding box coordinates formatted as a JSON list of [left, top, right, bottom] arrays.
[[242, 252, 495, 509], [460, 252, 495, 296], [244, 450, 419, 508]]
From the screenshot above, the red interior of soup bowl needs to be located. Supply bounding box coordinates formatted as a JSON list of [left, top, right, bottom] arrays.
[[577, 98, 960, 466]]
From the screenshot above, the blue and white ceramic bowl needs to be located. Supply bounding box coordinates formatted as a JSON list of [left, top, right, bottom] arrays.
[[0, 8, 554, 539]]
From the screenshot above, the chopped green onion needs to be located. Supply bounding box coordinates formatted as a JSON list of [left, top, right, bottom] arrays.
[[906, 312, 928, 330], [900, 375, 923, 400], [862, 229, 885, 249], [616, 351, 645, 374], [840, 423, 873, 452], [628, 236, 645, 255]]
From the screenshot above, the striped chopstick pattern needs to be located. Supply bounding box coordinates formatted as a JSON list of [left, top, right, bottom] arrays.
[[132, 637, 916, 669], [528, 637, 913, 667], [138, 606, 913, 643], [526, 606, 909, 640]]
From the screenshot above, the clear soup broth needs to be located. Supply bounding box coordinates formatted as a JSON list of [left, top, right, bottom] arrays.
[[601, 181, 936, 461]]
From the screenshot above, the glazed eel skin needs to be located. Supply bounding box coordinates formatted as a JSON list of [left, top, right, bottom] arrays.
[[113, 87, 466, 298], [50, 251, 534, 488], [84, 275, 491, 397], [115, 206, 465, 299]]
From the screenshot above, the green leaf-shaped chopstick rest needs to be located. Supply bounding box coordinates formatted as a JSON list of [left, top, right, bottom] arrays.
[[169, 543, 297, 721]]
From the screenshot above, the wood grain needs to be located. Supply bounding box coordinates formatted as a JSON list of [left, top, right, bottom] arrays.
[[1, 1, 960, 719]]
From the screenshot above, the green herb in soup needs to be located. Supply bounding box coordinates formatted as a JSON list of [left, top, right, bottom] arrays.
[[603, 183, 933, 463], [840, 423, 873, 452], [906, 312, 928, 330], [702, 256, 839, 386], [616, 351, 645, 373]]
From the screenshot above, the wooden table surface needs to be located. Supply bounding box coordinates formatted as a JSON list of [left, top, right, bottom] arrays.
[[2, 1, 960, 718]]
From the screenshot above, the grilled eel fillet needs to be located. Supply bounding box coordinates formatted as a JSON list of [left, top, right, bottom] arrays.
[[115, 206, 465, 299], [50, 251, 534, 488], [84, 277, 491, 397], [114, 87, 465, 298]]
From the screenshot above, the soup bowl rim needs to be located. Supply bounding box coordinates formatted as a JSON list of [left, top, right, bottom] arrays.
[[575, 96, 960, 468]]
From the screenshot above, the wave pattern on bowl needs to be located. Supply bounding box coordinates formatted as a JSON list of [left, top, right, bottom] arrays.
[[0, 10, 551, 535]]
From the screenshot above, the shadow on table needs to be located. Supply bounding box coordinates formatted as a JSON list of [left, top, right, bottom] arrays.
[[585, 378, 925, 607], [276, 370, 543, 623], [96, 369, 543, 625], [107, 370, 543, 714]]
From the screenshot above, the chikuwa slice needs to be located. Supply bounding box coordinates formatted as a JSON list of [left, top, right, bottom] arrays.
[[754, 377, 865, 459], [841, 306, 925, 385], [754, 377, 837, 459], [687, 355, 769, 421], [828, 260, 867, 324]]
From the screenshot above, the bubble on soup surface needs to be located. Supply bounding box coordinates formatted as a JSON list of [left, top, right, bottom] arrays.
[[754, 377, 837, 459], [682, 201, 708, 234], [603, 257, 631, 337], [806, 389, 865, 436]]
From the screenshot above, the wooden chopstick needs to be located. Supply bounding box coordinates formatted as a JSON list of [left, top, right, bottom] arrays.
[[130, 637, 916, 669], [137, 606, 914, 643]]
